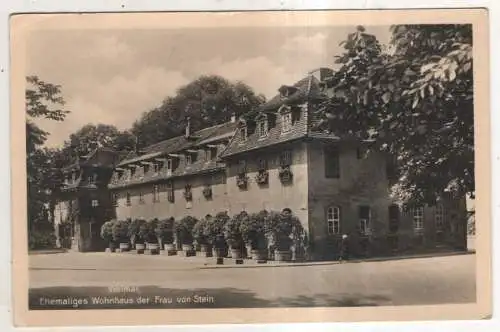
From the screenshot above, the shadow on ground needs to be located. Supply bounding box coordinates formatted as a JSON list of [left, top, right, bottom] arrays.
[[29, 286, 392, 310]]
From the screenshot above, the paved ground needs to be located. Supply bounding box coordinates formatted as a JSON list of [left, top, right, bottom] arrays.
[[28, 252, 476, 309]]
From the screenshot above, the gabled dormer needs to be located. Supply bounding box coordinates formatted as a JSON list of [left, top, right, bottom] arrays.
[[255, 113, 270, 138], [238, 119, 248, 142]]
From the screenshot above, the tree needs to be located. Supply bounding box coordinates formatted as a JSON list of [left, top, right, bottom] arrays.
[[132, 75, 265, 147], [60, 123, 136, 161], [25, 76, 69, 232], [318, 25, 473, 204]]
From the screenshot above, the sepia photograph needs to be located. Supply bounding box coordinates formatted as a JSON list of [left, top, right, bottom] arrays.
[[10, 9, 490, 326]]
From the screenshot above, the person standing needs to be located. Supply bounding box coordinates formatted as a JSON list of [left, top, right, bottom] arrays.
[[339, 234, 349, 262]]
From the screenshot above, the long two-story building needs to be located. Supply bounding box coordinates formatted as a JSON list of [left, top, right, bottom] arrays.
[[53, 69, 468, 258]]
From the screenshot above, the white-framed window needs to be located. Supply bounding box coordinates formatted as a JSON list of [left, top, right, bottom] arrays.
[[282, 112, 292, 132], [91, 199, 99, 207], [240, 126, 247, 141], [435, 204, 445, 231], [413, 206, 424, 231], [359, 205, 371, 235], [138, 191, 145, 204], [126, 192, 131, 206], [327, 206, 341, 235], [257, 120, 268, 137], [153, 185, 160, 203], [185, 154, 192, 165]]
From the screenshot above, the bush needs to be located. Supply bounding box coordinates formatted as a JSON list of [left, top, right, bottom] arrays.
[[112, 219, 130, 243], [206, 211, 230, 246], [175, 216, 198, 245], [100, 219, 116, 244], [29, 231, 56, 250], [156, 217, 175, 244], [193, 218, 209, 245], [139, 218, 159, 243], [224, 211, 247, 249], [128, 218, 147, 244], [241, 210, 268, 250]]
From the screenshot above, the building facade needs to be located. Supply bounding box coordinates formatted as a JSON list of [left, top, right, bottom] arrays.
[[54, 69, 468, 258]]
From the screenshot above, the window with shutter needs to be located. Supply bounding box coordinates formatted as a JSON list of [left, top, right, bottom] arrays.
[[324, 146, 340, 178]]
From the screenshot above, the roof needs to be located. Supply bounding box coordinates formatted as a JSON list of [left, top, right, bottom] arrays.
[[220, 74, 333, 158]]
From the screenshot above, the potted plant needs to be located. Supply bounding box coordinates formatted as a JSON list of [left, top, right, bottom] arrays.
[[193, 217, 212, 257], [100, 219, 116, 252], [224, 212, 246, 259], [140, 219, 160, 254], [183, 185, 193, 201], [265, 210, 293, 261], [112, 219, 131, 251], [236, 174, 248, 189], [156, 217, 176, 254], [202, 186, 212, 199], [242, 211, 268, 261], [278, 166, 293, 183], [129, 218, 147, 253], [255, 170, 269, 185], [207, 211, 230, 258], [175, 216, 198, 255]]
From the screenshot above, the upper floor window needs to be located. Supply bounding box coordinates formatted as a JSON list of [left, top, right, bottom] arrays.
[[88, 173, 97, 185], [91, 199, 99, 207], [327, 206, 341, 235], [153, 162, 162, 173], [166, 159, 173, 174], [413, 206, 424, 231], [258, 158, 267, 171], [257, 120, 268, 137], [185, 154, 192, 165], [112, 193, 118, 207], [130, 167, 136, 177], [282, 112, 293, 133], [153, 185, 160, 203], [166, 181, 175, 202], [139, 191, 145, 204], [143, 164, 150, 174], [126, 192, 131, 206], [324, 146, 340, 178], [280, 150, 292, 166], [240, 126, 247, 141], [208, 148, 217, 160], [237, 159, 247, 174], [359, 205, 371, 235]]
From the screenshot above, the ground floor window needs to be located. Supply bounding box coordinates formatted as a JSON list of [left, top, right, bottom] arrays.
[[435, 204, 445, 231], [388, 204, 400, 233], [413, 206, 424, 231], [358, 205, 371, 235], [326, 206, 340, 234]]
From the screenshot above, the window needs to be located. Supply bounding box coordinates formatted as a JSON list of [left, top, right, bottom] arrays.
[[153, 162, 162, 174], [282, 112, 292, 132], [117, 170, 124, 180], [240, 127, 247, 141], [143, 164, 150, 174], [186, 154, 192, 165], [388, 204, 400, 233], [258, 158, 267, 171], [91, 199, 99, 207], [413, 206, 424, 231], [359, 206, 371, 235], [88, 173, 97, 185], [153, 185, 160, 203], [327, 206, 341, 235], [112, 193, 118, 207], [280, 150, 292, 166], [237, 160, 247, 174], [138, 191, 145, 204], [208, 148, 217, 160], [257, 120, 268, 137], [435, 204, 445, 231], [324, 146, 340, 178], [166, 159, 173, 175], [166, 181, 175, 202], [130, 167, 136, 177]]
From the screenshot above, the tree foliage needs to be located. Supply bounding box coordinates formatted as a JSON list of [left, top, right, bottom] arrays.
[[25, 76, 69, 232], [132, 75, 265, 148], [319, 25, 473, 204]]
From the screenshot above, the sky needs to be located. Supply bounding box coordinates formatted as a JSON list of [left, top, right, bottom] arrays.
[[27, 25, 392, 148]]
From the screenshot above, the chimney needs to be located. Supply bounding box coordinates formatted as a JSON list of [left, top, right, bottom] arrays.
[[230, 113, 237, 123], [185, 116, 191, 138]]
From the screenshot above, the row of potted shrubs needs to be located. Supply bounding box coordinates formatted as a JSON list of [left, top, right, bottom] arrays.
[[100, 209, 307, 261]]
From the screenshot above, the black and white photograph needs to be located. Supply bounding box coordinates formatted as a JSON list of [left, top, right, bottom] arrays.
[[11, 9, 490, 325]]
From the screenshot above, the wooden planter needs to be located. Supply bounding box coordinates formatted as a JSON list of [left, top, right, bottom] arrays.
[[163, 243, 177, 256], [251, 249, 268, 261], [135, 243, 146, 254], [197, 244, 213, 257], [230, 248, 243, 259], [119, 243, 130, 251], [147, 243, 160, 255], [274, 249, 292, 262], [180, 244, 195, 257]]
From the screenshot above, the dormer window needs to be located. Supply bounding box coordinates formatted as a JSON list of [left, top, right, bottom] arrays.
[[208, 147, 217, 160], [130, 167, 136, 177], [186, 154, 192, 165], [278, 85, 298, 99], [240, 126, 247, 141], [282, 112, 292, 133]]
